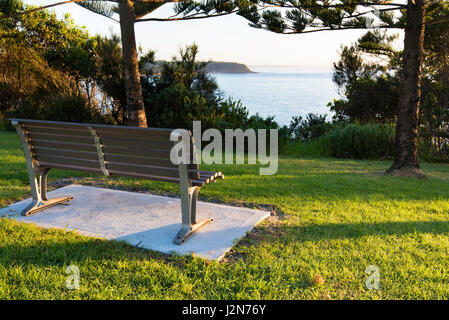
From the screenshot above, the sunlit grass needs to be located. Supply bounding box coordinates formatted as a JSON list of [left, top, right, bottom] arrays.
[[1, 128, 449, 299]]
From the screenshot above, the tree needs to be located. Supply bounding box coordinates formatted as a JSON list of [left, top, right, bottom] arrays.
[[94, 34, 128, 124], [175, 0, 447, 176], [0, 8, 109, 124], [0, 5, 94, 112], [2, 0, 447, 175], [329, 30, 400, 124], [328, 2, 449, 160], [0, 0, 243, 127]]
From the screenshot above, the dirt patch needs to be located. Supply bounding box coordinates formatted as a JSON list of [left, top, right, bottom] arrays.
[[386, 167, 427, 179], [371, 167, 427, 179]]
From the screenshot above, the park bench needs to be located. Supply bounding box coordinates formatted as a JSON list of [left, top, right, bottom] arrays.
[[10, 118, 224, 245]]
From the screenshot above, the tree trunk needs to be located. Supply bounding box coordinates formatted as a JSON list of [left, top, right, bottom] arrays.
[[386, 0, 426, 178], [119, 0, 147, 127]]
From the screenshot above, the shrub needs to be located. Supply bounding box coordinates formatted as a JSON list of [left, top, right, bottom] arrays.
[[318, 123, 395, 159], [288, 113, 331, 141], [5, 93, 108, 128]]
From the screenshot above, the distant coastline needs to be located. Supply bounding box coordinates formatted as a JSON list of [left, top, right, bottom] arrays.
[[205, 62, 256, 74], [147, 61, 256, 74]]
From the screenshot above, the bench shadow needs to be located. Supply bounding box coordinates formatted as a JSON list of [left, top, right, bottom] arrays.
[[2, 220, 449, 270], [0, 220, 244, 268], [0, 222, 200, 269]]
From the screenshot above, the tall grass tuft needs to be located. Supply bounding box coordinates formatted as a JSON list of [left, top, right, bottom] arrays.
[[319, 123, 395, 159], [285, 123, 396, 159]]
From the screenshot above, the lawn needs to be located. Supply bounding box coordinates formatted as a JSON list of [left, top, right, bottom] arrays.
[[1, 127, 449, 299]]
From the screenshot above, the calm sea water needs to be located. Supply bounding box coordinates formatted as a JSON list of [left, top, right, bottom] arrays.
[[213, 67, 338, 126]]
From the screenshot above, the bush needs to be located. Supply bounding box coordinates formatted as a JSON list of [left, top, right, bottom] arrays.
[[318, 123, 395, 159], [282, 123, 395, 159], [288, 113, 331, 141], [5, 93, 108, 128]]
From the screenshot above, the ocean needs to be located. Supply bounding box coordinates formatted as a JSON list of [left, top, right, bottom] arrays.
[[213, 67, 338, 126]]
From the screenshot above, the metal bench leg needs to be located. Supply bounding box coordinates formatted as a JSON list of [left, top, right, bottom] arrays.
[[20, 168, 73, 216], [174, 185, 213, 245], [11, 121, 73, 216]]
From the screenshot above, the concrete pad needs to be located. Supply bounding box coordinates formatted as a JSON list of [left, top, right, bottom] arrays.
[[0, 185, 270, 260]]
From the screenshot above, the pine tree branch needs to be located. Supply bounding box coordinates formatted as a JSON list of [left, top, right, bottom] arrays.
[[0, 0, 86, 19], [257, 2, 407, 9], [281, 24, 403, 34], [0, 0, 184, 20], [136, 10, 238, 22], [426, 16, 449, 26]]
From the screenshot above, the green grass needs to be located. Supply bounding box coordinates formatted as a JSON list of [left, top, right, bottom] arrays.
[[2, 127, 449, 299]]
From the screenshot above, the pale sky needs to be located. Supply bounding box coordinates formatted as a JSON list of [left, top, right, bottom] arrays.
[[24, 1, 404, 71]]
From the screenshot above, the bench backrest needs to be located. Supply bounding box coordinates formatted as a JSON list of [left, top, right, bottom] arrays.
[[10, 119, 200, 183]]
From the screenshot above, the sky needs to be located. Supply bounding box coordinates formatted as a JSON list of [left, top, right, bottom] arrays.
[[24, 1, 405, 71]]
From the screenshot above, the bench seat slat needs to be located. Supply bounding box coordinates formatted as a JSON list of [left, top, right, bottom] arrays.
[[94, 127, 172, 136], [108, 169, 180, 183], [103, 154, 177, 169], [106, 162, 180, 178], [96, 131, 173, 144], [15, 119, 172, 133], [23, 123, 92, 134], [38, 161, 103, 174], [99, 137, 173, 151], [192, 171, 224, 186], [103, 145, 170, 159], [32, 147, 99, 161], [24, 126, 93, 137], [28, 132, 94, 144], [31, 139, 98, 153], [35, 154, 101, 169]]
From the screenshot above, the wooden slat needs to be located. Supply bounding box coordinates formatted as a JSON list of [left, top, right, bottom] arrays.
[[23, 123, 92, 135], [31, 139, 98, 153], [103, 154, 177, 168], [28, 132, 94, 144], [95, 126, 173, 137], [11, 118, 174, 134], [96, 129, 173, 143], [192, 171, 224, 186], [192, 179, 206, 187], [96, 130, 172, 141], [106, 162, 180, 178], [33, 147, 99, 161], [99, 137, 173, 150], [24, 125, 92, 137], [37, 161, 103, 174], [103, 145, 170, 158], [108, 169, 180, 183], [35, 154, 100, 169]]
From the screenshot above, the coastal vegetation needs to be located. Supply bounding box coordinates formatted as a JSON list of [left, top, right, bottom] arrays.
[[177, 0, 449, 176], [1, 3, 448, 165], [3, 0, 449, 176]]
